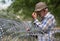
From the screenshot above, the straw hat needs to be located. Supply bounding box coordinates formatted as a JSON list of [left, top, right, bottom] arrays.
[[35, 2, 48, 11]]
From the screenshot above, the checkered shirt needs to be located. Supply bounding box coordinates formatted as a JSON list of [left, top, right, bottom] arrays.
[[33, 12, 56, 41]]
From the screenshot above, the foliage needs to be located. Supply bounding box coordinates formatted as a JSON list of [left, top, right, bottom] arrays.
[[0, 0, 60, 25]]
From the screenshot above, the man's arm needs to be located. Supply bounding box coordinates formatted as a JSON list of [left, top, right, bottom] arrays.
[[33, 17, 54, 30]]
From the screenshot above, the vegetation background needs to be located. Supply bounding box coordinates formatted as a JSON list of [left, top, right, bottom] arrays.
[[0, 0, 60, 26]]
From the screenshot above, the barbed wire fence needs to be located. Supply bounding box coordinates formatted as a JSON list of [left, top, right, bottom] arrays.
[[0, 18, 60, 41]]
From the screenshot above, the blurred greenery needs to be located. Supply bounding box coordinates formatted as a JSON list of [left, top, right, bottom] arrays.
[[55, 33, 60, 38], [0, 0, 60, 26]]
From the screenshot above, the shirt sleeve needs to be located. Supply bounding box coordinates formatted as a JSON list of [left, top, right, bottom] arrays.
[[33, 17, 54, 30]]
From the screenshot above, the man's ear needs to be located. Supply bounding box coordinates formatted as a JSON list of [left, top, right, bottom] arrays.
[[45, 8, 48, 12]]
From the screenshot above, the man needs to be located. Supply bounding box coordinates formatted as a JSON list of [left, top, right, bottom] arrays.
[[31, 2, 56, 41]]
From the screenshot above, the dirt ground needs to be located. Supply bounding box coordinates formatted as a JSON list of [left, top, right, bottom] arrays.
[[54, 27, 60, 30]]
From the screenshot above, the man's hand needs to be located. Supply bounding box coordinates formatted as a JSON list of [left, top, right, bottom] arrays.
[[26, 27, 30, 31], [32, 12, 37, 20]]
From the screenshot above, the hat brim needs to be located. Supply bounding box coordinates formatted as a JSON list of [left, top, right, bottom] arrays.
[[35, 6, 48, 12]]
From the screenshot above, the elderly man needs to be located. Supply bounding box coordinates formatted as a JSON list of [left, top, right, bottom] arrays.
[[31, 2, 56, 41]]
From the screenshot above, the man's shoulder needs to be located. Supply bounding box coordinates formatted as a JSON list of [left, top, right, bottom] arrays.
[[47, 13, 54, 19], [45, 12, 54, 19]]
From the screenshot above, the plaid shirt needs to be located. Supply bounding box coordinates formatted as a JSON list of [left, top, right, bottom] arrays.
[[33, 12, 56, 41]]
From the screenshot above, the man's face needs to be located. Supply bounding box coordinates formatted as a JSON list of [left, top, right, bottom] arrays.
[[35, 9, 45, 18]]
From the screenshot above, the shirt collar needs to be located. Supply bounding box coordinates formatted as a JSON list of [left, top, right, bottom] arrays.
[[44, 12, 50, 18]]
